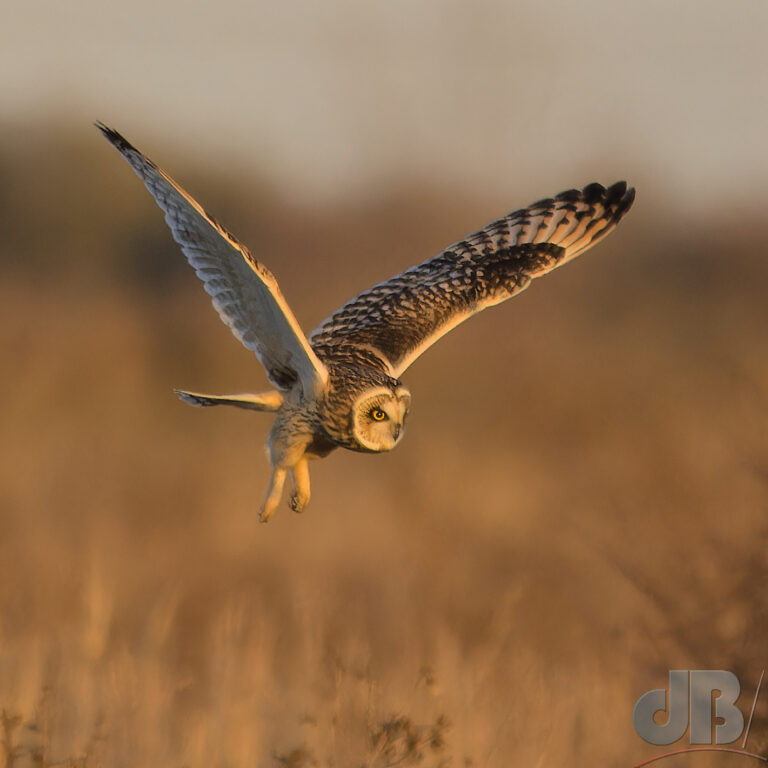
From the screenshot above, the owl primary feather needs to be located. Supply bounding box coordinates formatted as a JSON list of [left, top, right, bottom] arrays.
[[97, 123, 635, 522]]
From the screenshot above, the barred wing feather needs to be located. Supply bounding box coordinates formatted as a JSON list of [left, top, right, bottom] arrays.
[[311, 182, 634, 377], [96, 123, 328, 398]]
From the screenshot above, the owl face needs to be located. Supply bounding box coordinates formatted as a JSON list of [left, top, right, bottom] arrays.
[[350, 386, 411, 452]]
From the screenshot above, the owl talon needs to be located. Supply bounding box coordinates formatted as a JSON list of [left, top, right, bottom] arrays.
[[290, 494, 307, 513]]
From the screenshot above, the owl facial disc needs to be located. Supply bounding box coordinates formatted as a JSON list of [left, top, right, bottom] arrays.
[[351, 386, 411, 452]]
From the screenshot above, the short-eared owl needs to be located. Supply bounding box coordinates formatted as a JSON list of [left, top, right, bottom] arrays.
[[97, 124, 634, 522]]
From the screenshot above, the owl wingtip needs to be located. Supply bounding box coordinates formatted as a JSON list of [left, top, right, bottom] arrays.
[[173, 388, 205, 407], [611, 182, 636, 218], [94, 122, 136, 154]]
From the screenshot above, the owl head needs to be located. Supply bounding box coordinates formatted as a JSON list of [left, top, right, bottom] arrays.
[[350, 385, 411, 452]]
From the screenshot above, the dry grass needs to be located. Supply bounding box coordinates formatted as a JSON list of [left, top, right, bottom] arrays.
[[1, 125, 768, 766]]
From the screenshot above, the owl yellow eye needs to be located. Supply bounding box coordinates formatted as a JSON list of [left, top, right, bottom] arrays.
[[371, 408, 387, 421]]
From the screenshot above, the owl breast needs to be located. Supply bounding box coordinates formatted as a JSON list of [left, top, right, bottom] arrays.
[[304, 432, 338, 459]]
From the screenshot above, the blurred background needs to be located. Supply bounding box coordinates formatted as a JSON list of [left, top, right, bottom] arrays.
[[2, 1, 768, 766]]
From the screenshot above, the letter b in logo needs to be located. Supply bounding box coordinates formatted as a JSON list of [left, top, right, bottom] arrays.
[[634, 670, 744, 746]]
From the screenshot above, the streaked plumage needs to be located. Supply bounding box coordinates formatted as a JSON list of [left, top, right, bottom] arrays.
[[97, 123, 635, 522]]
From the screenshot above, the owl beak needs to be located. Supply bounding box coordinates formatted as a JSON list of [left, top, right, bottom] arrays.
[[393, 425, 401, 440]]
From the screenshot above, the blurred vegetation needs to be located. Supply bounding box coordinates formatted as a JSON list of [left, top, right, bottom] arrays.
[[1, 121, 767, 767]]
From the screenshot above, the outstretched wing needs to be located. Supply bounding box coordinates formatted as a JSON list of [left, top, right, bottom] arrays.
[[310, 182, 634, 377], [96, 123, 328, 398]]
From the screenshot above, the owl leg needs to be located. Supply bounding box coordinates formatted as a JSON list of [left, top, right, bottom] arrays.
[[289, 457, 311, 513], [259, 466, 287, 523]]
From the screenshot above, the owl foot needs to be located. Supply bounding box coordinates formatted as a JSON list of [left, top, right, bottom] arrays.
[[289, 458, 311, 513], [259, 466, 287, 523]]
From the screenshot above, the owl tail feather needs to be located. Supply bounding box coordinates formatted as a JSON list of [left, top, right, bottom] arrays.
[[174, 389, 283, 412]]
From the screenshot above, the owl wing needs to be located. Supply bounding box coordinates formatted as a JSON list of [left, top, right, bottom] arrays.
[[310, 182, 634, 377], [96, 123, 328, 398]]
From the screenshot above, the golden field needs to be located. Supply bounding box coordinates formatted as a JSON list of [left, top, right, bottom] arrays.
[[1, 124, 767, 766]]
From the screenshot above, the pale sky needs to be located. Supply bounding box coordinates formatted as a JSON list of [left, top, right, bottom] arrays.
[[3, 0, 767, 209]]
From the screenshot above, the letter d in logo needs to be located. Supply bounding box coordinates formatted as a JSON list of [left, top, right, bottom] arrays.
[[633, 670, 689, 745]]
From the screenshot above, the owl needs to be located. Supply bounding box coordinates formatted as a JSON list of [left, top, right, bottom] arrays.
[[97, 124, 634, 522]]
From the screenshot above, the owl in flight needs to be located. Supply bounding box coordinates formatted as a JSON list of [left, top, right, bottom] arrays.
[[97, 124, 634, 522]]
